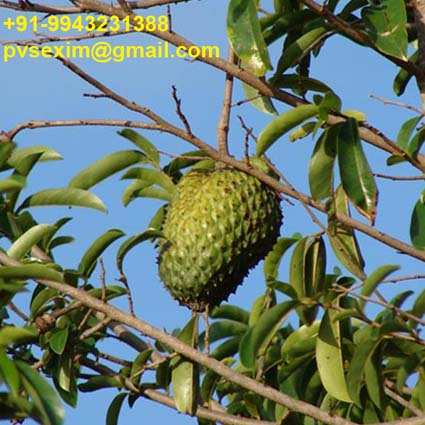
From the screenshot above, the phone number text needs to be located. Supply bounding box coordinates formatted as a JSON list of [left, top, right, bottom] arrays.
[[2, 15, 169, 33]]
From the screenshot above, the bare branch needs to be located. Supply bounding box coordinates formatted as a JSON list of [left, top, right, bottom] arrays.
[[369, 94, 423, 115], [0, 251, 356, 425], [216, 48, 235, 157], [374, 172, 425, 181], [171, 85, 192, 135]]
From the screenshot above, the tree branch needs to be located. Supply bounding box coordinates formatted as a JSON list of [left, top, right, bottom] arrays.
[[0, 250, 355, 425]]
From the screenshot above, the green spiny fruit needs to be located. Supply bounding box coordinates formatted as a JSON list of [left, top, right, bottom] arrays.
[[158, 161, 282, 312]]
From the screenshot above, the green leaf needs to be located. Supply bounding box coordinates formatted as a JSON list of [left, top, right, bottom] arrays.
[[347, 328, 382, 406], [289, 122, 316, 142], [19, 188, 107, 213], [316, 309, 352, 402], [289, 237, 308, 298], [0, 265, 64, 283], [275, 26, 330, 74], [257, 104, 318, 156], [309, 126, 338, 200], [242, 82, 277, 115], [171, 316, 199, 415], [106, 393, 127, 425], [7, 224, 56, 260], [239, 300, 297, 369], [0, 176, 26, 194], [360, 265, 400, 309], [0, 325, 38, 348], [396, 115, 422, 151], [281, 321, 320, 360], [393, 50, 418, 96], [337, 118, 378, 223], [163, 150, 208, 177], [362, 0, 408, 60], [16, 360, 65, 425], [410, 195, 425, 250], [263, 237, 299, 281], [122, 180, 152, 206], [0, 350, 20, 396], [49, 327, 69, 355], [78, 229, 125, 278], [0, 142, 16, 169], [270, 74, 334, 94], [116, 229, 163, 273], [364, 348, 386, 409], [78, 376, 123, 392], [202, 320, 247, 345], [328, 186, 365, 276], [227, 0, 272, 76], [341, 110, 367, 122], [406, 127, 425, 157], [69, 150, 147, 190], [136, 187, 173, 202], [121, 168, 176, 194], [118, 129, 160, 168], [30, 287, 59, 318], [210, 305, 250, 324], [305, 236, 326, 293], [130, 349, 153, 385], [8, 146, 62, 167]]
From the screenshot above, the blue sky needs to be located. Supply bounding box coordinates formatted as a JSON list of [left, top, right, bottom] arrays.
[[1, 1, 424, 424]]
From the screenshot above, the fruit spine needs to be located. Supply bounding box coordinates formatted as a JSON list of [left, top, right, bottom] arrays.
[[158, 164, 282, 312]]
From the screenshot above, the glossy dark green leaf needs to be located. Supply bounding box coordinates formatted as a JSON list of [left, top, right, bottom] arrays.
[[266, 280, 298, 299], [118, 129, 160, 168], [270, 74, 334, 94], [78, 376, 122, 392], [16, 360, 65, 425], [121, 180, 152, 206], [130, 349, 153, 385], [202, 320, 247, 345], [276, 27, 330, 74], [257, 104, 318, 156], [242, 82, 277, 115], [0, 350, 20, 396], [364, 349, 386, 409], [289, 237, 308, 297], [360, 265, 400, 309], [19, 188, 107, 213], [171, 316, 199, 414], [316, 309, 352, 402], [210, 305, 250, 324], [346, 328, 382, 406], [7, 224, 55, 260], [263, 237, 299, 281], [200, 358, 233, 402], [106, 393, 127, 425], [393, 50, 417, 96], [49, 327, 69, 355], [362, 0, 408, 59], [239, 300, 297, 369], [281, 321, 320, 360], [411, 289, 425, 320], [309, 126, 338, 200], [304, 236, 326, 293], [406, 127, 425, 157], [69, 150, 147, 190], [8, 146, 62, 167], [116, 228, 163, 273], [396, 115, 422, 151], [337, 118, 378, 223], [121, 168, 176, 194], [78, 229, 125, 278], [30, 287, 58, 318], [410, 195, 425, 249], [328, 186, 365, 276], [227, 0, 272, 76], [0, 264, 64, 283], [211, 336, 241, 360]]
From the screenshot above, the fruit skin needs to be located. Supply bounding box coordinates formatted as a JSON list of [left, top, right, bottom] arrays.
[[158, 163, 282, 312]]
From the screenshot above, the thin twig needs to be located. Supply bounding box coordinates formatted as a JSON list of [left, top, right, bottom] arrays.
[[7, 302, 30, 322], [382, 274, 425, 284], [369, 94, 423, 115], [171, 85, 192, 135], [374, 173, 425, 181], [79, 316, 112, 340], [100, 258, 107, 303], [384, 386, 424, 416]]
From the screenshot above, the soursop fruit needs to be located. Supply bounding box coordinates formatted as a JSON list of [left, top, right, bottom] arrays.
[[158, 161, 282, 312]]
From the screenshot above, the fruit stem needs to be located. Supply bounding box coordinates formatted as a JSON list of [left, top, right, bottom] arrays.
[[216, 47, 235, 165]]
